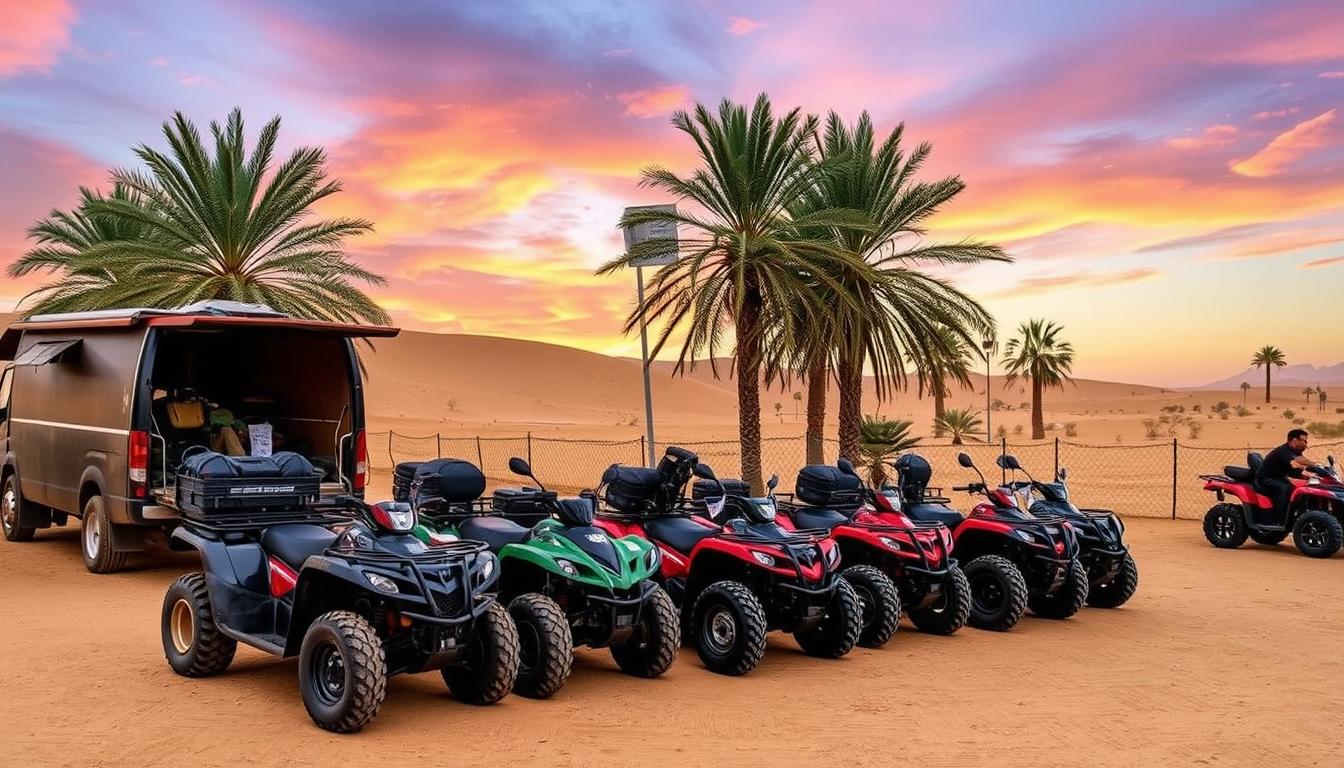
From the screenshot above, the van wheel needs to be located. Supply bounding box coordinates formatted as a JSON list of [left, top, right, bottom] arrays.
[[2, 475, 36, 542], [81, 495, 126, 573]]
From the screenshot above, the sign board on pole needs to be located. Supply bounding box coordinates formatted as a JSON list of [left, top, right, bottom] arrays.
[[622, 204, 679, 268]]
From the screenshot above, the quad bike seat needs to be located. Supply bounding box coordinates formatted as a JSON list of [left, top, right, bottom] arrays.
[[262, 524, 339, 570], [1224, 465, 1254, 482], [645, 516, 719, 554], [457, 516, 532, 552], [903, 503, 964, 530], [788, 506, 849, 532]]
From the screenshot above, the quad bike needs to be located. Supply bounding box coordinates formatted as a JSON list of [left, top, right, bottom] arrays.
[[901, 452, 1088, 630], [162, 496, 517, 733], [772, 458, 969, 639], [1199, 453, 1343, 558], [996, 454, 1138, 608], [412, 457, 680, 697], [593, 446, 861, 676]]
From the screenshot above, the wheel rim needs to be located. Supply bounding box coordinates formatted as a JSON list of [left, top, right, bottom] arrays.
[[170, 598, 194, 654], [1301, 520, 1326, 549], [83, 511, 101, 560], [852, 583, 875, 629], [308, 642, 346, 706], [1214, 511, 1237, 540], [970, 572, 1007, 615], [1, 485, 15, 536], [702, 607, 737, 654], [516, 620, 540, 677]]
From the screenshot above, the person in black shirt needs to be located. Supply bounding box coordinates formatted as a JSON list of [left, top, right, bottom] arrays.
[[1256, 429, 1312, 518]]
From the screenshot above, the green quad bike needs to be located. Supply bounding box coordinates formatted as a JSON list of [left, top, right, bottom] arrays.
[[413, 457, 679, 698]]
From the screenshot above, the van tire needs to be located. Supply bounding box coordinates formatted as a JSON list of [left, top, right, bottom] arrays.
[[2, 475, 36, 542], [81, 495, 127, 573]]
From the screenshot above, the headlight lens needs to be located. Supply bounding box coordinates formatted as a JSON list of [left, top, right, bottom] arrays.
[[878, 536, 902, 551], [366, 572, 399, 593], [751, 551, 775, 567], [1014, 528, 1037, 544], [824, 544, 840, 565], [645, 548, 660, 570], [478, 554, 495, 582]]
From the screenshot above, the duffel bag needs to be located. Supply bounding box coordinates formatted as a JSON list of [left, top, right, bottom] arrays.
[[602, 464, 660, 511], [413, 458, 486, 505], [795, 464, 862, 508], [179, 447, 239, 478], [272, 451, 318, 478]]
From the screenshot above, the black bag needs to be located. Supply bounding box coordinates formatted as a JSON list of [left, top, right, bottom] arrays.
[[393, 461, 425, 502], [795, 465, 862, 508], [602, 464, 661, 512], [271, 451, 318, 478], [179, 447, 238, 478], [175, 448, 319, 518], [492, 487, 557, 526], [412, 458, 486, 506], [692, 478, 750, 500]]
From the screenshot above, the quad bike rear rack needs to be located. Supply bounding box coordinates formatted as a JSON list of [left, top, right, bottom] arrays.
[[177, 507, 354, 535]]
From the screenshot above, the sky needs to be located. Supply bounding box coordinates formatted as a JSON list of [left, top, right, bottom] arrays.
[[0, 0, 1341, 387]]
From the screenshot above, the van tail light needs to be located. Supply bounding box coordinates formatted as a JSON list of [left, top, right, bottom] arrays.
[[353, 430, 368, 492], [129, 430, 150, 499]]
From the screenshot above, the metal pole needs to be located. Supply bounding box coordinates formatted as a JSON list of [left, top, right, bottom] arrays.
[[476, 436, 484, 470], [1171, 438, 1178, 520], [636, 266, 657, 468], [527, 432, 532, 465], [1001, 436, 1007, 485], [986, 356, 992, 442], [1054, 437, 1060, 478], [436, 433, 442, 459]]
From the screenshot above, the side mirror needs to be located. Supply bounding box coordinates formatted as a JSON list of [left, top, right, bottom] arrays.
[[694, 463, 717, 481], [957, 453, 975, 469], [1005, 454, 1022, 471], [836, 458, 859, 477], [508, 457, 532, 477], [767, 474, 780, 491]]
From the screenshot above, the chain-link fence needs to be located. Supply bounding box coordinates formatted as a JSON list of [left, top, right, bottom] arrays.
[[365, 431, 1344, 521]]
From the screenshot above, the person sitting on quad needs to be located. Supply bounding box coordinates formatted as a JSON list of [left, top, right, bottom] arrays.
[[1256, 429, 1314, 517]]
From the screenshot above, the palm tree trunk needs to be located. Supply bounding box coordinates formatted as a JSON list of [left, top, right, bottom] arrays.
[[736, 293, 765, 494], [1265, 368, 1271, 404], [1031, 376, 1045, 440], [805, 355, 827, 465], [933, 384, 947, 439], [837, 351, 862, 462]]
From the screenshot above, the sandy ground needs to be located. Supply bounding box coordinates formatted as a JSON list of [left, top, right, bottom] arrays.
[[3, 513, 1342, 768]]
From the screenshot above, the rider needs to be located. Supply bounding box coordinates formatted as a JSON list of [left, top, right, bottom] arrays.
[[1256, 429, 1313, 518]]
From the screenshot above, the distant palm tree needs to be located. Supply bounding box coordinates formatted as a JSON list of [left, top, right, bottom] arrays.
[[1240, 381, 1251, 406], [1318, 388, 1328, 413], [1002, 319, 1075, 439], [792, 112, 1004, 461], [858, 416, 920, 487], [1303, 386, 1316, 404], [912, 325, 979, 438], [17, 109, 389, 324], [792, 390, 803, 421], [601, 95, 865, 493], [935, 408, 984, 446], [774, 401, 784, 423], [1251, 346, 1287, 404]]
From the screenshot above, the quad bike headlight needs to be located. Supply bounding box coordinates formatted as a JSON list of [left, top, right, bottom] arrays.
[[366, 572, 399, 594], [645, 548, 661, 570], [824, 544, 840, 566], [751, 551, 776, 567], [878, 536, 902, 551], [1014, 528, 1038, 544], [478, 554, 495, 583], [557, 559, 579, 575]]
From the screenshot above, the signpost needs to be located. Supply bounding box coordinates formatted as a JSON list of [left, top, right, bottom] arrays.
[[622, 204, 678, 467]]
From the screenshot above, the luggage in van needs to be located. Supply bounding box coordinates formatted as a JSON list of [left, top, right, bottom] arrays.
[[491, 487, 557, 527], [602, 465, 661, 512], [795, 465, 863, 509], [176, 448, 321, 518], [411, 458, 486, 510], [393, 461, 424, 503]]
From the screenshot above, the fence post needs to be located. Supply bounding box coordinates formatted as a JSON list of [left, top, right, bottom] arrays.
[[1054, 437, 1060, 478], [436, 433, 442, 459], [1000, 436, 1007, 485], [527, 432, 532, 464], [640, 435, 646, 466], [476, 436, 484, 469], [387, 431, 395, 467], [1171, 438, 1178, 520]]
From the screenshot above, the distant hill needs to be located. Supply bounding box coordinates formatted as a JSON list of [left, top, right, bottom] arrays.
[[1193, 363, 1344, 391]]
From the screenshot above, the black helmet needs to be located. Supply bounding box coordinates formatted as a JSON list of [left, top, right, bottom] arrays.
[[893, 454, 932, 502]]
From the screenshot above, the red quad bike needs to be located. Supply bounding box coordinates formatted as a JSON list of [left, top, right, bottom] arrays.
[[772, 458, 971, 638], [1200, 453, 1343, 558], [594, 447, 862, 676], [901, 452, 1088, 630]]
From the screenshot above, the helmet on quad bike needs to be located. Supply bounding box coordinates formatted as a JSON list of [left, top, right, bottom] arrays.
[[893, 454, 932, 502]]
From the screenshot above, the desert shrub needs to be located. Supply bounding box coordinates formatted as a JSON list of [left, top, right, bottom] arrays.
[[1019, 402, 1030, 410], [1188, 421, 1203, 439], [1158, 415, 1170, 425], [1065, 422, 1078, 437], [1114, 434, 1123, 444], [1220, 411, 1230, 420], [1192, 404, 1202, 413], [1213, 401, 1230, 413], [1012, 424, 1024, 436], [1161, 405, 1179, 413], [1283, 409, 1295, 419], [1336, 407, 1344, 414], [1143, 419, 1160, 439], [1292, 418, 1305, 425], [996, 425, 1008, 439], [1235, 406, 1250, 417], [1305, 421, 1344, 439]]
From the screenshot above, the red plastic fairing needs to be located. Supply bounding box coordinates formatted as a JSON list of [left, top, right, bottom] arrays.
[[268, 557, 298, 597]]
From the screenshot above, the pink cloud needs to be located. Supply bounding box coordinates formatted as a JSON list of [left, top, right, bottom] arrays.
[[616, 85, 691, 118], [727, 17, 767, 37], [1300, 254, 1343, 269], [985, 268, 1161, 299], [149, 55, 169, 67], [1253, 107, 1300, 120], [1231, 108, 1338, 177], [1166, 124, 1238, 149], [0, 0, 75, 77], [1320, 71, 1344, 79]]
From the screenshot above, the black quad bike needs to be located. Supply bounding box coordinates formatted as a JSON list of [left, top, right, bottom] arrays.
[[996, 454, 1138, 608], [593, 447, 862, 676], [901, 452, 1088, 630], [162, 496, 518, 733]]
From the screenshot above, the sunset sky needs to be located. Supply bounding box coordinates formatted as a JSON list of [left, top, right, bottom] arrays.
[[1, 0, 1341, 387]]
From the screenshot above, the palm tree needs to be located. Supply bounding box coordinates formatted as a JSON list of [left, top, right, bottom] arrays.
[[16, 108, 389, 324], [1251, 346, 1286, 404], [858, 416, 919, 487], [1318, 388, 1329, 413], [1240, 381, 1251, 406], [1303, 386, 1316, 404], [791, 390, 802, 421], [1002, 319, 1075, 439], [599, 95, 865, 492], [935, 408, 983, 446], [792, 112, 1005, 461], [912, 324, 979, 438]]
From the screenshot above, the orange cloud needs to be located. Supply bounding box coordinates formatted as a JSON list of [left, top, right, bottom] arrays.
[[1300, 255, 1344, 269], [727, 17, 767, 37], [1231, 109, 1338, 177], [0, 0, 75, 76], [985, 268, 1161, 299], [617, 85, 691, 118], [1166, 124, 1238, 149], [1253, 107, 1299, 120], [1223, 233, 1344, 260]]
